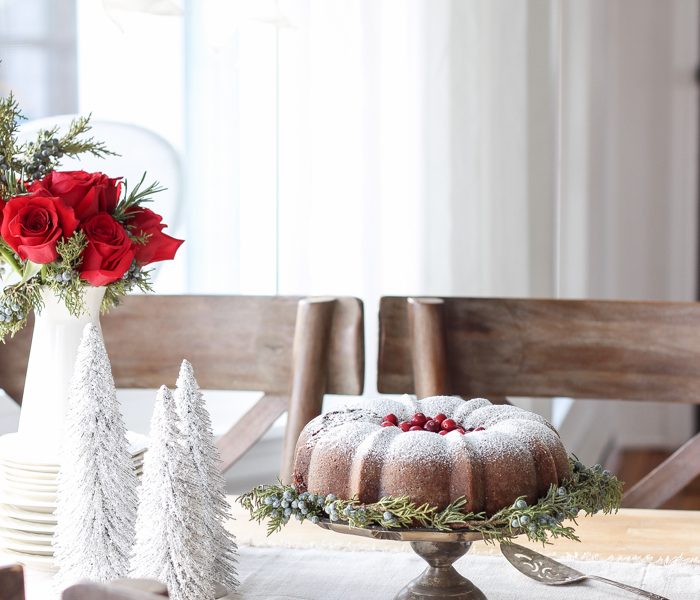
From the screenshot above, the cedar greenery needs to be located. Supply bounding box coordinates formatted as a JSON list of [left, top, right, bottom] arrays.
[[239, 457, 623, 544]]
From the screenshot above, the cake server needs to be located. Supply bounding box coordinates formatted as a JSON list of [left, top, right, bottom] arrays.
[[500, 542, 668, 600]]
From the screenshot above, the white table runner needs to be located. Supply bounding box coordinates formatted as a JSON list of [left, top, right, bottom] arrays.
[[4, 543, 698, 599], [236, 545, 698, 600]]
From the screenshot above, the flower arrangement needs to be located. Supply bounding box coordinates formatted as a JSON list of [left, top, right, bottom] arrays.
[[239, 458, 623, 544], [0, 93, 183, 339]]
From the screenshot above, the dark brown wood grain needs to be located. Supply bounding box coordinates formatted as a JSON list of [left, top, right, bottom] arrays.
[[407, 298, 450, 399], [379, 296, 700, 403], [217, 394, 288, 472], [378, 296, 700, 508], [281, 299, 337, 483], [0, 295, 364, 476], [0, 564, 24, 600], [622, 433, 700, 508]]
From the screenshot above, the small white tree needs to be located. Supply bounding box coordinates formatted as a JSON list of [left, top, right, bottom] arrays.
[[175, 360, 238, 592], [54, 323, 138, 590], [131, 385, 214, 600]]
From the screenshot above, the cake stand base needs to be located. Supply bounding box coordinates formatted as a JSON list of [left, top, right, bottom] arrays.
[[394, 541, 486, 600]]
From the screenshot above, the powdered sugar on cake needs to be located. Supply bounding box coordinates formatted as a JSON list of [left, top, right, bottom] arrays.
[[293, 395, 570, 514]]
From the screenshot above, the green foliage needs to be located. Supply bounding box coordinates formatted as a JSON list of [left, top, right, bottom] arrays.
[[0, 280, 43, 340], [42, 231, 89, 316], [239, 458, 624, 544], [113, 172, 166, 224], [19, 115, 116, 181], [0, 93, 25, 200], [101, 267, 153, 313]]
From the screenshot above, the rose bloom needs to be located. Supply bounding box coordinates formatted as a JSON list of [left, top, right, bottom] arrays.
[[1, 192, 78, 264], [28, 171, 121, 222], [127, 207, 183, 265], [80, 212, 135, 286]]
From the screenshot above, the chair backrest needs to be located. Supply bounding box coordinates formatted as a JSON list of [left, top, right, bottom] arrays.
[[0, 294, 364, 479], [377, 296, 700, 509], [0, 564, 23, 600], [17, 117, 181, 231], [378, 296, 700, 403]]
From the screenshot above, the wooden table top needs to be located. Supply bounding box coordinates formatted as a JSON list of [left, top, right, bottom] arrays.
[[230, 498, 700, 561]]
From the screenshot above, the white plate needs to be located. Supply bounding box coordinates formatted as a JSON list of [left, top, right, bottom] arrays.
[[0, 493, 56, 513], [0, 526, 53, 545], [0, 534, 53, 555], [0, 431, 149, 466], [0, 515, 55, 534], [0, 546, 55, 568], [0, 456, 142, 481], [0, 486, 56, 502], [0, 504, 56, 524], [0, 460, 58, 473], [0, 472, 58, 488], [1, 466, 56, 480]]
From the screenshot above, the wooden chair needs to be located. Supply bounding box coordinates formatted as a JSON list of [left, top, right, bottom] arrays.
[[0, 295, 364, 482], [378, 296, 700, 509], [0, 564, 24, 600]]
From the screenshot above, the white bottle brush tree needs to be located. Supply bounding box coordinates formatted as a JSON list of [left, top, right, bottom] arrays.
[[131, 385, 215, 600], [54, 323, 138, 589], [175, 360, 239, 592]]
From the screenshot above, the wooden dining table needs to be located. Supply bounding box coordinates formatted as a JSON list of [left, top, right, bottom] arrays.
[[231, 500, 700, 599], [5, 500, 700, 599]]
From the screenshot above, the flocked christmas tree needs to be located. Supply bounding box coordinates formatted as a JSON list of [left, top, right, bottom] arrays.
[[54, 323, 138, 589], [175, 360, 239, 592], [131, 385, 215, 600]]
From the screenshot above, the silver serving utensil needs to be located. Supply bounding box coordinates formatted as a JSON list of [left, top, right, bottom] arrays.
[[500, 542, 669, 600]]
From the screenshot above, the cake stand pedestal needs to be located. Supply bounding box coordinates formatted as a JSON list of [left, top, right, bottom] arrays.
[[317, 523, 498, 599]]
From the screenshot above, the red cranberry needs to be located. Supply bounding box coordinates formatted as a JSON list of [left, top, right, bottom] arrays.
[[456, 428, 466, 434], [409, 425, 424, 432], [438, 430, 449, 436], [383, 413, 398, 425], [434, 413, 447, 424], [411, 413, 427, 427], [399, 422, 411, 432], [474, 426, 486, 431], [441, 419, 457, 431], [424, 419, 441, 433], [381, 421, 395, 427]]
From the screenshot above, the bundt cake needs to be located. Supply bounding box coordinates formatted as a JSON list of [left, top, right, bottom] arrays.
[[292, 396, 570, 516]]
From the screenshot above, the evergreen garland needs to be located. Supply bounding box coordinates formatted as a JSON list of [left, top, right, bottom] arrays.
[[239, 458, 623, 544]]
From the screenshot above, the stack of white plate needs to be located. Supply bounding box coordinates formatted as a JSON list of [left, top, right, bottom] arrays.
[[0, 431, 148, 568]]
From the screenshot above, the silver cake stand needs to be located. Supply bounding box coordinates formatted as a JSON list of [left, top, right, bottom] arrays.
[[317, 521, 510, 599]]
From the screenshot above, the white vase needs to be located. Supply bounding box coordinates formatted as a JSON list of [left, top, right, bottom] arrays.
[[17, 285, 106, 450]]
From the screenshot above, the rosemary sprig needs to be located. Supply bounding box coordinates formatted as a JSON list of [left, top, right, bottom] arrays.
[[113, 172, 166, 223], [238, 457, 623, 544]]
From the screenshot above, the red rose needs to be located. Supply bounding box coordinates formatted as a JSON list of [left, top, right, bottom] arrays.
[[1, 193, 78, 264], [80, 213, 135, 286], [127, 207, 183, 266], [28, 171, 121, 222]]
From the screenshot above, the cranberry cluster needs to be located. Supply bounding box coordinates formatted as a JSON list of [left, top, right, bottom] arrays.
[[380, 412, 485, 435]]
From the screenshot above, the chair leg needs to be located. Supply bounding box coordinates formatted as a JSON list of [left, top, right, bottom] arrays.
[[622, 431, 700, 508], [407, 297, 451, 399], [280, 298, 336, 484], [216, 394, 288, 473]]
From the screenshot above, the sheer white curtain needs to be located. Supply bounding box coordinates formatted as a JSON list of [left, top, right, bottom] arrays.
[[74, 1, 699, 458], [274, 0, 553, 300], [224, 0, 558, 391]]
